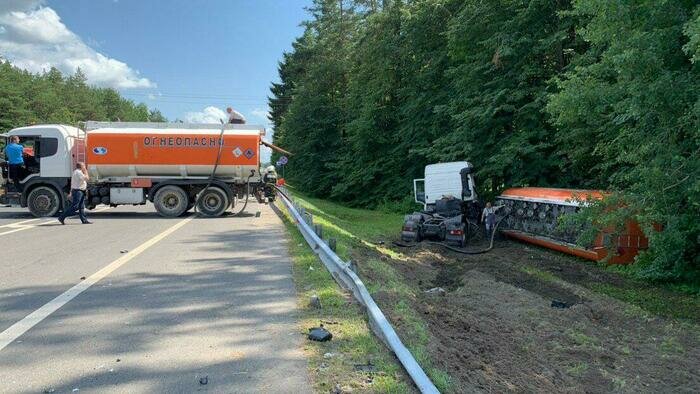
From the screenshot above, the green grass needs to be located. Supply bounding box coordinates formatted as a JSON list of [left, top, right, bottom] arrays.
[[282, 189, 454, 392], [566, 361, 589, 377], [566, 329, 597, 348], [276, 199, 413, 393], [521, 266, 560, 284], [588, 282, 700, 322]]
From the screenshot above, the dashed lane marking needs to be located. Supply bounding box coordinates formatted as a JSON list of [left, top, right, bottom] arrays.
[[0, 215, 194, 351]]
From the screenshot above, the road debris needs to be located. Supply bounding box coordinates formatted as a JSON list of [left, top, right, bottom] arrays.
[[424, 287, 446, 296], [80, 276, 86, 280], [308, 326, 332, 342], [551, 300, 571, 309], [120, 250, 128, 254], [199, 376, 208, 385], [309, 294, 322, 309]]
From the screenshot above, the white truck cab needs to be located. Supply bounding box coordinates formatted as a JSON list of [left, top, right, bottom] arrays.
[[413, 161, 478, 211], [1, 125, 84, 216]]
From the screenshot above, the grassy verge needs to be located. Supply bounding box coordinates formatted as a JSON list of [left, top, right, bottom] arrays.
[[587, 282, 700, 321], [282, 189, 453, 392], [275, 198, 414, 393]]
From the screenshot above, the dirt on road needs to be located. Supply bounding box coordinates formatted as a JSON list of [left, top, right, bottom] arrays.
[[357, 239, 700, 393]]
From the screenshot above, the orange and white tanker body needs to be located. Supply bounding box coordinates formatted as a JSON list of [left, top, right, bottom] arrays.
[[1, 122, 276, 218], [497, 187, 648, 264]]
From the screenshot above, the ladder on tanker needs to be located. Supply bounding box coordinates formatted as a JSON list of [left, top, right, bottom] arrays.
[[71, 125, 87, 167]]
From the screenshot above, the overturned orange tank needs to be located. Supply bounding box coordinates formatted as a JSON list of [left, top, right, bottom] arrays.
[[496, 187, 648, 264]]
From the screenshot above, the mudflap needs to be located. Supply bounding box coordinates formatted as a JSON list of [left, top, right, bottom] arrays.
[[401, 213, 423, 243], [444, 215, 466, 247]]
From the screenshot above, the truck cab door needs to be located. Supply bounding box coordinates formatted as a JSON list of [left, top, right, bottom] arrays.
[[414, 178, 426, 210]]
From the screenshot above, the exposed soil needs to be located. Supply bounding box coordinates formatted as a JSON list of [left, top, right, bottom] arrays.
[[356, 238, 700, 393]]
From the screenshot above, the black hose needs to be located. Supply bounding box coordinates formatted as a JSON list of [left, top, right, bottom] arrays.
[[394, 213, 511, 255], [230, 171, 254, 216], [194, 122, 227, 216]]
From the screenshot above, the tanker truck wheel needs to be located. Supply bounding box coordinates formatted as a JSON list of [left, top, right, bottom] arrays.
[[196, 187, 229, 217], [154, 185, 189, 217], [27, 186, 61, 217]]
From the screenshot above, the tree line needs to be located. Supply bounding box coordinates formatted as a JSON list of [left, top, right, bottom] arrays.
[[269, 0, 699, 283], [0, 60, 165, 135]]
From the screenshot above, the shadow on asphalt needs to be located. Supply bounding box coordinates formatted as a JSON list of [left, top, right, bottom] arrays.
[[0, 219, 307, 392]]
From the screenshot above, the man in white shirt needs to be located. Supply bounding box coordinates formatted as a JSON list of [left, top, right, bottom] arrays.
[[58, 162, 91, 224], [226, 107, 246, 124]]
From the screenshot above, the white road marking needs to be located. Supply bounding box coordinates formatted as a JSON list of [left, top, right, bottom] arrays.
[[0, 216, 194, 351], [0, 218, 41, 229], [0, 207, 111, 237]]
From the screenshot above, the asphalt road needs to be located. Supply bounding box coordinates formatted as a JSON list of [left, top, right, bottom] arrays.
[[0, 203, 311, 393]]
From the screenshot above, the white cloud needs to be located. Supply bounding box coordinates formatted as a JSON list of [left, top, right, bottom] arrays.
[[0, 1, 154, 89], [250, 108, 270, 121], [184, 106, 227, 124]]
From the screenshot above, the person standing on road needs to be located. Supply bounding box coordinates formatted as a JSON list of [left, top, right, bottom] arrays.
[[226, 107, 246, 124], [58, 162, 92, 225], [481, 202, 502, 236], [4, 136, 25, 191]]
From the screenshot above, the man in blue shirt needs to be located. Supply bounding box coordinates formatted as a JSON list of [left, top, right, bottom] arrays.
[[4, 136, 25, 191]]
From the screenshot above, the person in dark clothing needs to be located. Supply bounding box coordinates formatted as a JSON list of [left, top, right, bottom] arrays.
[[4, 136, 25, 191]]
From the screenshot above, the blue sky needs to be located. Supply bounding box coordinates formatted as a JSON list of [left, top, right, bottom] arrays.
[[0, 0, 311, 126]]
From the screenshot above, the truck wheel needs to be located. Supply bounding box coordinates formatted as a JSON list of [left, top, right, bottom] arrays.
[[27, 186, 61, 217], [196, 187, 229, 217], [154, 186, 189, 217]]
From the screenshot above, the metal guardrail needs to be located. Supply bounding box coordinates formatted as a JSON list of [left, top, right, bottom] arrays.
[[275, 187, 440, 394]]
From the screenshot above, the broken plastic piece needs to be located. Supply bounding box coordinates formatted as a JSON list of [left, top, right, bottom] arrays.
[[308, 326, 332, 342], [551, 300, 570, 308]]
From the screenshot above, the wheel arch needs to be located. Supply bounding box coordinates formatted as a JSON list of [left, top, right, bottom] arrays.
[[21, 178, 69, 208]]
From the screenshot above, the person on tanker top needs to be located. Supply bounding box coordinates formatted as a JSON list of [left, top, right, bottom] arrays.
[[58, 162, 92, 225], [226, 107, 246, 124], [4, 135, 25, 191]]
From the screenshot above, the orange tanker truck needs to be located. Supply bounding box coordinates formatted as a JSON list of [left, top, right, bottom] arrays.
[[0, 121, 278, 217]]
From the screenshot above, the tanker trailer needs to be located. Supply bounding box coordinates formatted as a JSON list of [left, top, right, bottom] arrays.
[[496, 187, 648, 264], [0, 122, 276, 218]]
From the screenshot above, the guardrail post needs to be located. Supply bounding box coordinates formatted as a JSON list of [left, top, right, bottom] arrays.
[[328, 238, 337, 252], [314, 224, 323, 239]]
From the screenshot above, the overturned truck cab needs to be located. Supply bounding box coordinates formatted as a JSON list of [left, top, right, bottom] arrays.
[[401, 162, 480, 247]]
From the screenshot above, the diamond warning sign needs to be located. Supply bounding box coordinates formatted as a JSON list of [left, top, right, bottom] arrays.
[[244, 148, 255, 159]]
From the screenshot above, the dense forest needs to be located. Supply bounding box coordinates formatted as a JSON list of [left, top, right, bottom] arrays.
[[0, 61, 165, 134], [269, 0, 699, 283]]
